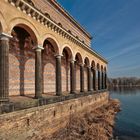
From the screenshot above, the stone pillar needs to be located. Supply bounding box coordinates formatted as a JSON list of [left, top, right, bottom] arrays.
[[92, 68, 96, 91], [70, 60, 76, 94], [105, 73, 107, 89], [0, 33, 11, 104], [98, 70, 100, 90], [87, 66, 92, 92], [101, 71, 104, 89], [56, 55, 62, 96], [35, 46, 44, 99], [102, 72, 105, 89], [80, 64, 84, 92]]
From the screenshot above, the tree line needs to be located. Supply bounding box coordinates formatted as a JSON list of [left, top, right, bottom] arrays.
[[108, 77, 140, 87]]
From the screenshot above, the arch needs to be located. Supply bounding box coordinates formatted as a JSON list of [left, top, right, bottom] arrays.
[[61, 44, 74, 60], [91, 60, 95, 69], [11, 24, 38, 46], [104, 67, 107, 72], [101, 65, 103, 72], [83, 57, 90, 91], [101, 65, 104, 89], [75, 52, 83, 64], [97, 63, 101, 90], [9, 17, 39, 44], [42, 37, 58, 94], [61, 46, 73, 92], [97, 63, 100, 71], [62, 46, 73, 60], [9, 25, 36, 96], [91, 60, 96, 90], [41, 34, 60, 54], [75, 52, 82, 91], [43, 37, 59, 55], [84, 57, 90, 66]]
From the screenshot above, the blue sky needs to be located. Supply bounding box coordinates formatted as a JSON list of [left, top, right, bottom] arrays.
[[57, 0, 140, 78]]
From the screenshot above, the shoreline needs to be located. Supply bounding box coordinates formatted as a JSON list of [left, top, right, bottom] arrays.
[[47, 99, 121, 140]]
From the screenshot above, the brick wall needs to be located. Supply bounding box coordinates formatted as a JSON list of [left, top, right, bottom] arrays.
[[0, 92, 109, 140], [9, 54, 20, 95], [43, 62, 56, 94], [32, 0, 91, 47], [76, 64, 80, 91], [84, 68, 88, 91], [61, 59, 70, 92], [9, 40, 35, 96]]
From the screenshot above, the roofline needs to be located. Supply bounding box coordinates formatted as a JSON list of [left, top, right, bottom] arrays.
[[48, 0, 93, 40], [84, 46, 108, 64], [8, 0, 106, 64]]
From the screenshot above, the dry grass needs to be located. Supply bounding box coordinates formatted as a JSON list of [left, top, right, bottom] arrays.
[[47, 99, 120, 140]]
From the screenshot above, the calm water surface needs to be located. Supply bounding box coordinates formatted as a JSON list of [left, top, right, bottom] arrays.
[[110, 88, 140, 140]]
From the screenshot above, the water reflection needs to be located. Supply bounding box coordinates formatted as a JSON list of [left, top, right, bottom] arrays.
[[110, 87, 140, 140], [109, 86, 140, 95]]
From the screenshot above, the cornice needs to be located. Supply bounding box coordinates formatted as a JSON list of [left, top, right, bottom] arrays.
[[47, 0, 92, 40], [7, 0, 108, 64]]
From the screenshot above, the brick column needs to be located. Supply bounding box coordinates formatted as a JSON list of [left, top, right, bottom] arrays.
[[105, 73, 107, 89], [87, 66, 92, 92], [98, 70, 100, 90], [56, 55, 62, 96], [35, 46, 44, 99], [0, 33, 11, 104], [102, 72, 105, 89], [70, 60, 76, 94], [101, 71, 104, 89], [80, 64, 84, 92], [92, 68, 96, 91]]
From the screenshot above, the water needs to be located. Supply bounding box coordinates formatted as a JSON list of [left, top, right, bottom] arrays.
[[110, 87, 140, 140]]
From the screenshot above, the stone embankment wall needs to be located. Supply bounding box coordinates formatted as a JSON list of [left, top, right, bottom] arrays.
[[0, 92, 109, 140]]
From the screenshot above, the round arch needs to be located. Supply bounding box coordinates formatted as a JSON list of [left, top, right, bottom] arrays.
[[61, 46, 73, 92], [97, 63, 100, 71], [104, 67, 107, 72], [84, 57, 90, 66], [91, 60, 95, 69], [8, 17, 40, 44], [9, 24, 37, 96], [61, 44, 74, 60], [42, 36, 59, 55], [101, 65, 103, 72], [62, 46, 73, 60], [42, 36, 59, 94], [41, 34, 60, 53], [75, 52, 83, 64]]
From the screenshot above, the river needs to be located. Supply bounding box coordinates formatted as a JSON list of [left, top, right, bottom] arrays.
[[110, 87, 140, 140]]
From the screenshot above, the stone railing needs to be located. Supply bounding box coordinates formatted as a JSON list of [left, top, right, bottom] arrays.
[[0, 89, 108, 114]]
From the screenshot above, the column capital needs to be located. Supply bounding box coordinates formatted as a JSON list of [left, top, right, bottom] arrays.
[[87, 66, 92, 69], [70, 59, 76, 63], [34, 45, 44, 52], [79, 63, 84, 67], [0, 33, 12, 41], [55, 54, 63, 59], [91, 66, 95, 70]]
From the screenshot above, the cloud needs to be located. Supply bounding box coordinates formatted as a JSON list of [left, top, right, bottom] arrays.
[[107, 40, 140, 60]]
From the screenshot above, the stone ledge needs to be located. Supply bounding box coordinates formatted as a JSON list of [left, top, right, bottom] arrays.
[[0, 90, 108, 115], [0, 91, 109, 140]]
